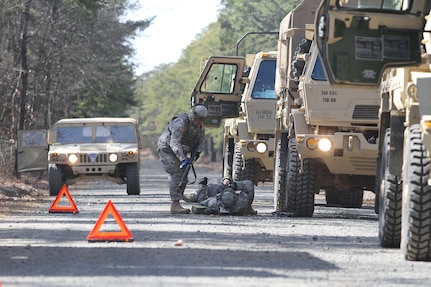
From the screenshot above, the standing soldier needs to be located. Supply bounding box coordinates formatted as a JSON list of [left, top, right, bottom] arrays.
[[157, 105, 208, 214]]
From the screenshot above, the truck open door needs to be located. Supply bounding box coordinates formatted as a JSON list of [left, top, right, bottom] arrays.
[[190, 56, 245, 128], [16, 129, 48, 173], [315, 0, 426, 86]]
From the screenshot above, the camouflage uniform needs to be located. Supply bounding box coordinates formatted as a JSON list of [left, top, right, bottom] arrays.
[[157, 113, 205, 201], [193, 178, 256, 215]]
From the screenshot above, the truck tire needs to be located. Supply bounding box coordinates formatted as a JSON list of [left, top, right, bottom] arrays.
[[286, 132, 315, 217], [243, 158, 257, 184], [230, 143, 258, 184], [232, 146, 244, 182], [325, 188, 341, 206], [379, 128, 402, 248], [126, 163, 141, 195], [274, 134, 288, 211], [341, 188, 363, 208], [326, 188, 363, 208], [48, 166, 64, 196], [374, 152, 381, 214], [401, 124, 431, 261], [222, 137, 234, 179]]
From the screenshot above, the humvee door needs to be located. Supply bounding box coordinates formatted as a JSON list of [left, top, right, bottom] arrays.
[[16, 129, 48, 173], [315, 0, 426, 86], [190, 56, 245, 128]]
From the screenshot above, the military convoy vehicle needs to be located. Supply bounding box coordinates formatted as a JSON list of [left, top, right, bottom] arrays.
[[314, 0, 430, 261], [17, 117, 142, 196], [272, 0, 380, 217], [47, 118, 142, 196], [223, 51, 277, 185], [190, 50, 277, 186]]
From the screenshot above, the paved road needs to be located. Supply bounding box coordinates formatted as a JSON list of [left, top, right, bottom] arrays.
[[0, 158, 430, 287]]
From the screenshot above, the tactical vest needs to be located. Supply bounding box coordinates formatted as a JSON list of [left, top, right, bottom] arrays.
[[170, 113, 202, 147]]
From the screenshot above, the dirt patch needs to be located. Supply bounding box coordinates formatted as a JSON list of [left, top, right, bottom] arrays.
[[0, 171, 49, 219]]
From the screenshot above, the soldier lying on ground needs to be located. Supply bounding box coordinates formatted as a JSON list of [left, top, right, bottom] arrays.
[[183, 177, 257, 215]]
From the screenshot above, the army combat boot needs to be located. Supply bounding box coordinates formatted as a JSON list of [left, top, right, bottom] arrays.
[[171, 200, 190, 214], [182, 192, 197, 203], [246, 206, 258, 215]]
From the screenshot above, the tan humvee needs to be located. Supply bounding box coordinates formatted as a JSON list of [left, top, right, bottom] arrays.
[[47, 117, 141, 196]]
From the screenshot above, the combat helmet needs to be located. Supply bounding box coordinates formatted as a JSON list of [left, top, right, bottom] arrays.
[[218, 187, 236, 209], [189, 105, 208, 121]]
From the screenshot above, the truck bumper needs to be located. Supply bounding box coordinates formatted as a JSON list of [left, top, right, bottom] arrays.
[[71, 165, 117, 175], [237, 138, 275, 171], [296, 132, 378, 175]]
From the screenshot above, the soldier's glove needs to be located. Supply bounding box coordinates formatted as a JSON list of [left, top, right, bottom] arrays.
[[180, 158, 192, 169], [194, 152, 201, 161], [229, 182, 238, 191]]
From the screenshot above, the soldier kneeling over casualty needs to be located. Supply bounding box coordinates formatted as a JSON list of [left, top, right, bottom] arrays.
[[183, 177, 257, 215]]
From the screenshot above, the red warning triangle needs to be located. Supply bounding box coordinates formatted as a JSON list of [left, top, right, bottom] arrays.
[[49, 184, 79, 214], [87, 200, 134, 242]]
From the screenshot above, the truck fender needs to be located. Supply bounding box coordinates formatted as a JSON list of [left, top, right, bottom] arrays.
[[236, 120, 251, 140], [389, 113, 405, 177], [290, 109, 309, 136]]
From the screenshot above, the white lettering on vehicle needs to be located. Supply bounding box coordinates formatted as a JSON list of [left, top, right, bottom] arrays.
[[256, 110, 273, 120]]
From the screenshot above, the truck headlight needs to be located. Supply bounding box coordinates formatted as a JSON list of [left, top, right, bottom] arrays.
[[68, 154, 78, 164], [246, 142, 256, 152], [256, 142, 267, 154], [318, 138, 332, 152], [109, 153, 118, 162]]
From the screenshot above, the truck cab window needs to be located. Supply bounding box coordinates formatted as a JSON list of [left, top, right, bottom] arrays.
[[200, 63, 238, 94], [311, 56, 327, 81], [251, 60, 277, 99], [338, 0, 410, 11]]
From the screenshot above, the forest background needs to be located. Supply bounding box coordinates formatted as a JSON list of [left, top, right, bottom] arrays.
[[0, 0, 301, 174]]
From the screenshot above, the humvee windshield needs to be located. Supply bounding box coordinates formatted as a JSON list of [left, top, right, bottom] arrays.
[[55, 125, 137, 144]]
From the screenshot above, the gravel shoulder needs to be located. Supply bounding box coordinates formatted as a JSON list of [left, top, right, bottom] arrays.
[[0, 172, 49, 219]]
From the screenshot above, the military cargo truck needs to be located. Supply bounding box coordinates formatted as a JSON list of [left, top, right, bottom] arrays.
[[190, 50, 277, 186], [223, 51, 277, 185], [314, 0, 430, 261], [273, 0, 380, 217]]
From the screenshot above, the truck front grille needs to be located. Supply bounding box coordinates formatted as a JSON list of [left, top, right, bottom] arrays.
[[350, 156, 376, 172], [79, 153, 108, 163], [352, 105, 379, 119]]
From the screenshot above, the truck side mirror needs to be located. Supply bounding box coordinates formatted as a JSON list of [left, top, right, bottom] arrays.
[[318, 15, 327, 39]]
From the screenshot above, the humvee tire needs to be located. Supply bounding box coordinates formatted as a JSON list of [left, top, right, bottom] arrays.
[[49, 166, 64, 196], [126, 163, 140, 195]]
